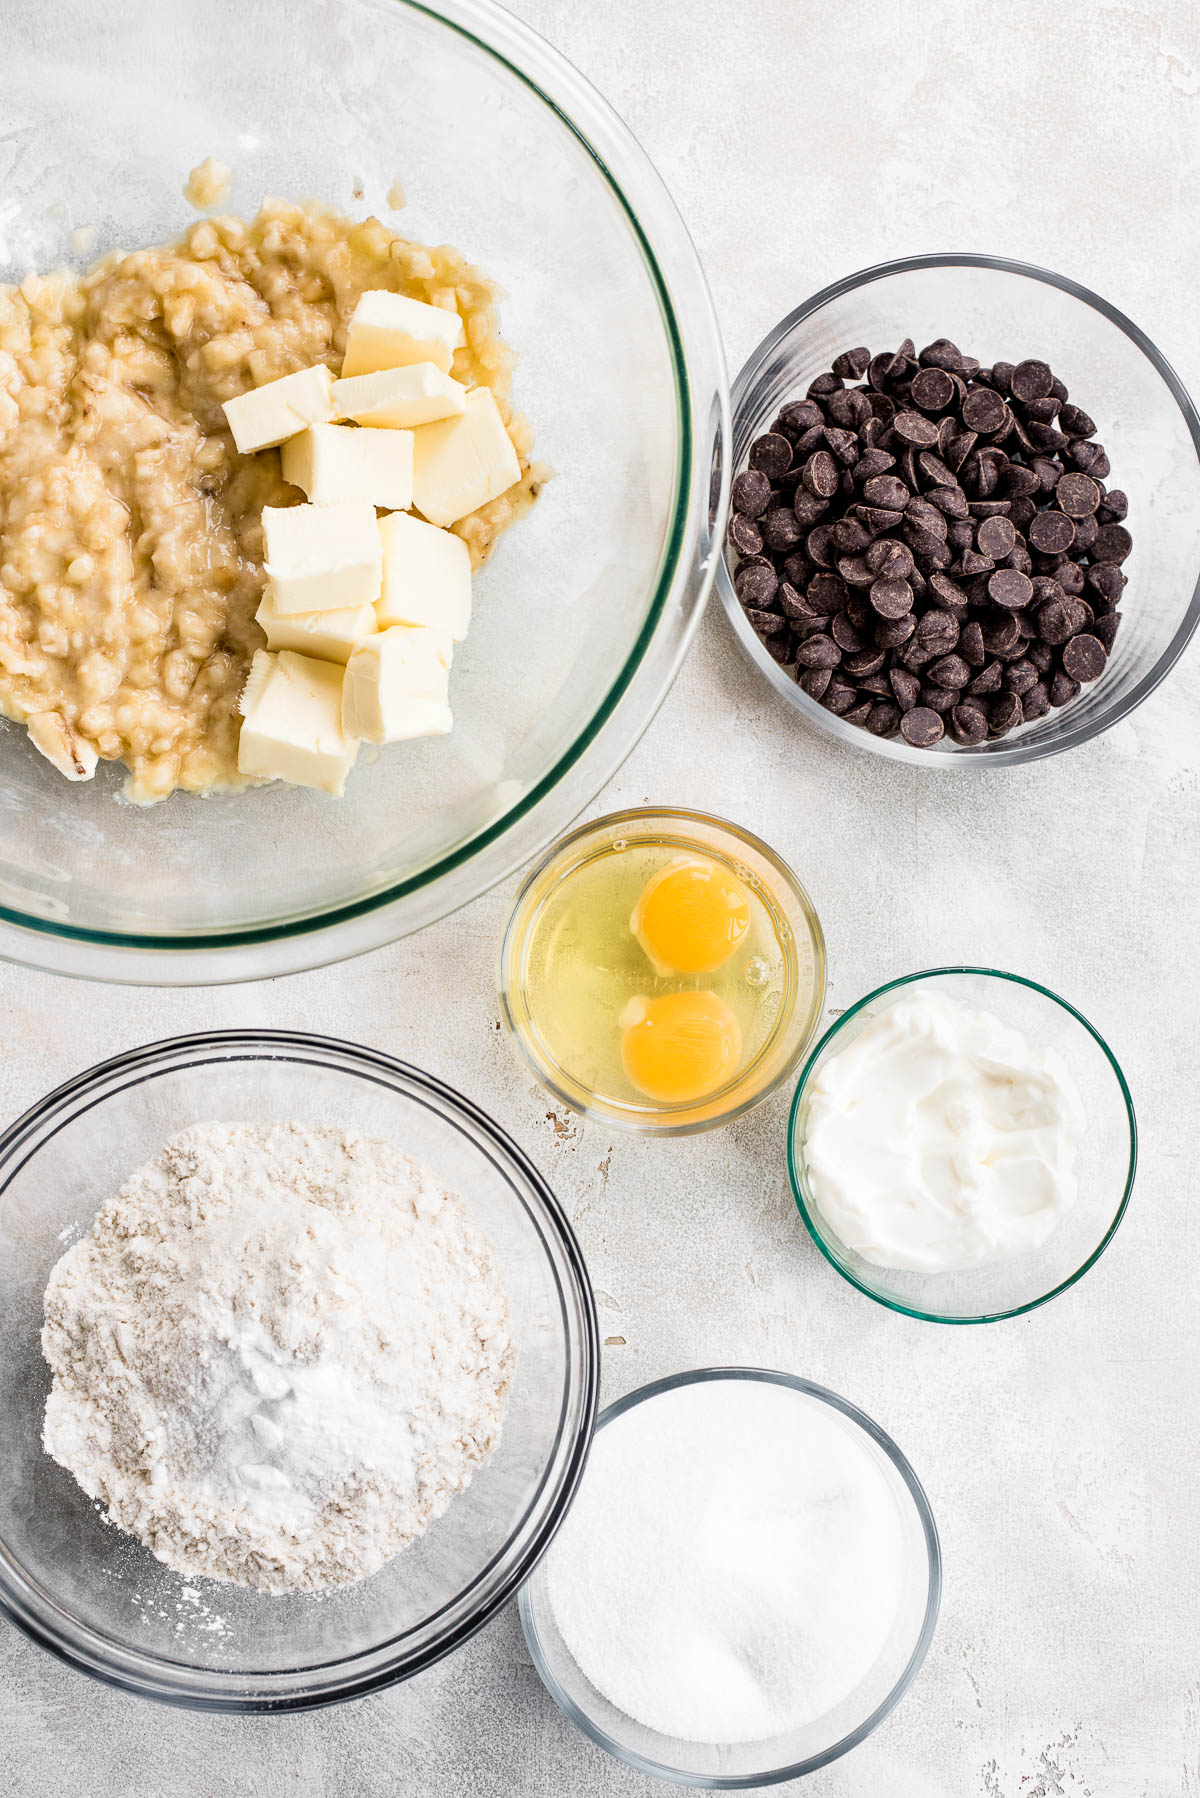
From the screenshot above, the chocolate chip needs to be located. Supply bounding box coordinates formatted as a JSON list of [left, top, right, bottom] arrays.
[[749, 432, 793, 477], [731, 469, 772, 518], [778, 399, 824, 434], [744, 607, 786, 636], [1092, 611, 1121, 652], [988, 568, 1034, 610], [1001, 657, 1038, 696], [1010, 359, 1053, 402], [867, 700, 902, 735], [918, 683, 957, 714], [854, 449, 897, 487], [900, 705, 944, 746], [1058, 404, 1096, 437], [792, 489, 829, 529], [988, 692, 1023, 736], [869, 576, 914, 618], [981, 615, 1021, 656], [802, 450, 841, 499], [916, 609, 960, 654], [889, 667, 921, 710], [735, 562, 778, 607], [863, 474, 911, 511], [961, 387, 1008, 434], [1049, 671, 1080, 707], [831, 516, 872, 555], [976, 514, 1017, 559], [967, 659, 1004, 695], [892, 411, 941, 448], [843, 647, 888, 678], [928, 653, 971, 689], [837, 555, 875, 588], [821, 683, 856, 714], [1034, 597, 1075, 645], [762, 507, 804, 552], [1055, 471, 1100, 518], [831, 610, 866, 652], [866, 537, 914, 581], [795, 633, 841, 669], [1061, 633, 1107, 682], [1022, 680, 1051, 720], [950, 703, 989, 744], [728, 513, 763, 556], [1027, 510, 1076, 554], [824, 425, 859, 467], [910, 367, 956, 412], [831, 346, 870, 379], [796, 665, 830, 702], [1097, 488, 1128, 523], [876, 612, 917, 649], [1072, 514, 1099, 553], [1091, 523, 1133, 563]]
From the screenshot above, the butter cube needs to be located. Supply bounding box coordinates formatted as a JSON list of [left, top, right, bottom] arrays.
[[238, 649, 360, 796], [282, 423, 414, 509], [262, 500, 382, 614], [331, 363, 467, 430], [377, 512, 472, 641], [256, 588, 377, 665], [411, 387, 521, 528], [222, 364, 334, 454], [342, 626, 453, 744], [341, 290, 464, 377]]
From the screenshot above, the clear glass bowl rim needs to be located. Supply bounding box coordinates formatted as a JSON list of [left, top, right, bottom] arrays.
[[716, 250, 1200, 768], [0, 1027, 601, 1712], [786, 967, 1138, 1324], [0, 0, 730, 977], [518, 1364, 942, 1788], [497, 805, 828, 1137]]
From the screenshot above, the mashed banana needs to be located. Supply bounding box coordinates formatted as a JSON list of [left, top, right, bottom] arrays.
[[0, 201, 540, 802]]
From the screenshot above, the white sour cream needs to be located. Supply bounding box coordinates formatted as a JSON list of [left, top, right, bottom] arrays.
[[803, 992, 1086, 1273]]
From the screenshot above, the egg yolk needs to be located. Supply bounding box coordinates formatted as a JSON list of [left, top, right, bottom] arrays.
[[630, 858, 752, 975], [620, 990, 743, 1104]]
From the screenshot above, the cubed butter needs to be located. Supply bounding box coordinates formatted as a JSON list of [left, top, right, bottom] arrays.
[[222, 364, 334, 454], [377, 512, 472, 641], [331, 363, 467, 430], [256, 587, 377, 665], [237, 649, 360, 796], [282, 423, 414, 509], [342, 626, 454, 744], [262, 500, 382, 614], [341, 290, 464, 377], [411, 387, 521, 528]]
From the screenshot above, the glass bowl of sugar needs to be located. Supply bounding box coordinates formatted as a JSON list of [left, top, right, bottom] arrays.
[[519, 1367, 940, 1787]]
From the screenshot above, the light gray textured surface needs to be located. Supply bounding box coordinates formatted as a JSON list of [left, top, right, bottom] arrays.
[[2, 1, 1198, 1793]]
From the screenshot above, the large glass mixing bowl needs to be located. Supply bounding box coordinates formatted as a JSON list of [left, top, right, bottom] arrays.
[[0, 0, 728, 982], [0, 1031, 599, 1709]]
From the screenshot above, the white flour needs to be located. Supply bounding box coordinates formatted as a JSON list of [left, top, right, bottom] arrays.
[[41, 1123, 514, 1595]]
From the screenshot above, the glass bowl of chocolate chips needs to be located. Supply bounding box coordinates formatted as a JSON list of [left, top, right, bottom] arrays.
[[716, 254, 1200, 761]]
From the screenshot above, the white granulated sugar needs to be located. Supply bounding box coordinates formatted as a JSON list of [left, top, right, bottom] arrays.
[[545, 1380, 905, 1744], [41, 1123, 514, 1595]]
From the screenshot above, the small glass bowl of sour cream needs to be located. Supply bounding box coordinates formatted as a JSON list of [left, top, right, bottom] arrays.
[[788, 968, 1137, 1323]]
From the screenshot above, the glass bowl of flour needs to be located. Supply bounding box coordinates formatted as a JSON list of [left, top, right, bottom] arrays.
[[0, 1031, 598, 1709], [519, 1368, 940, 1786], [788, 968, 1137, 1324]]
